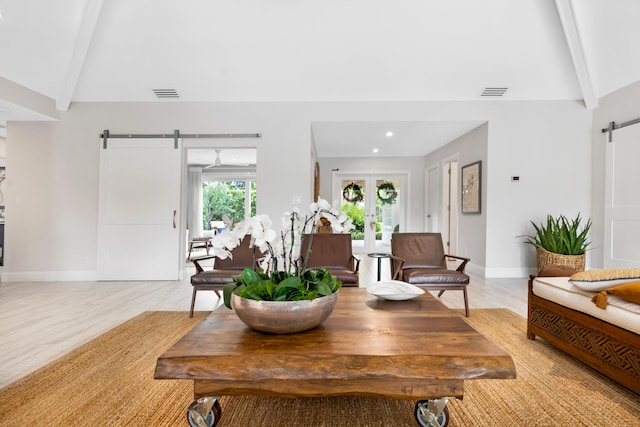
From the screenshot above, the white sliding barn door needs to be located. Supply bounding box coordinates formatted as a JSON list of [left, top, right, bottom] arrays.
[[97, 138, 182, 280], [604, 124, 640, 268]]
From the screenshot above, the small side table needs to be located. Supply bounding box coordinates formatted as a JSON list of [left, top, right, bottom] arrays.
[[367, 253, 391, 281], [188, 237, 212, 260]]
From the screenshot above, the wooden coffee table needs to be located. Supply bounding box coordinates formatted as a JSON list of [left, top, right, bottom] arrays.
[[155, 288, 516, 426]]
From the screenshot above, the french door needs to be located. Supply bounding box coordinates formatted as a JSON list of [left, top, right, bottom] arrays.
[[333, 172, 407, 254]]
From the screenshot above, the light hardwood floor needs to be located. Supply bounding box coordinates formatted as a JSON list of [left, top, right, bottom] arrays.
[[0, 253, 528, 389]]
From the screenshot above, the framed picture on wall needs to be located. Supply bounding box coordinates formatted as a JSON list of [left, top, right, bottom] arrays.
[[461, 161, 481, 214]]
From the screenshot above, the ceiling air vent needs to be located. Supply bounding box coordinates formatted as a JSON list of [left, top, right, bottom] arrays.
[[481, 87, 508, 97], [152, 88, 180, 99]]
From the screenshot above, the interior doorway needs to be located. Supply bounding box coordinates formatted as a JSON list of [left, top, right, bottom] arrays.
[[183, 147, 257, 258], [332, 171, 407, 254]]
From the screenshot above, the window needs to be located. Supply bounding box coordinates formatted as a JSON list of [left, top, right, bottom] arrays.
[[202, 179, 256, 230]]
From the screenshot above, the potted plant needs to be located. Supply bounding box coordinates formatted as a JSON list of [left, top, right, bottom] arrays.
[[522, 213, 591, 273], [209, 198, 353, 334]]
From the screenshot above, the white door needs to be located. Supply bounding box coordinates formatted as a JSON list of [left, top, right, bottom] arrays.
[[425, 165, 439, 232], [441, 159, 459, 255], [97, 138, 182, 280], [333, 173, 406, 254], [604, 124, 640, 268], [448, 160, 459, 254]]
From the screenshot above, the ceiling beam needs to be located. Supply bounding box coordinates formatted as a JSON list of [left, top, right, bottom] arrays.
[[56, 0, 104, 111], [555, 0, 597, 109]]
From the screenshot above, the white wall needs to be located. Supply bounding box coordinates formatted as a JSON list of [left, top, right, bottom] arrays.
[[4, 99, 592, 281], [0, 137, 6, 161], [424, 123, 488, 275], [591, 80, 640, 268], [5, 102, 313, 281]]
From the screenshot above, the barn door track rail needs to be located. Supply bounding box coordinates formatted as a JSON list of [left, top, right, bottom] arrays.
[[100, 129, 261, 149]]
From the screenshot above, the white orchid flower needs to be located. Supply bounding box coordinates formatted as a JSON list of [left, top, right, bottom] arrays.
[[254, 228, 276, 247], [205, 194, 358, 277], [232, 221, 250, 237], [211, 231, 240, 249], [342, 217, 355, 233], [246, 216, 263, 234], [270, 240, 283, 256], [210, 246, 231, 260], [316, 198, 331, 211], [258, 214, 273, 229]]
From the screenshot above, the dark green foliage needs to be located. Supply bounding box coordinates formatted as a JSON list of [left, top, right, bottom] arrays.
[[523, 213, 591, 255], [341, 200, 382, 241], [223, 268, 342, 309], [341, 202, 365, 233]]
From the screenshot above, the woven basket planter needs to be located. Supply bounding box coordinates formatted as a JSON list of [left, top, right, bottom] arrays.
[[536, 246, 585, 274]]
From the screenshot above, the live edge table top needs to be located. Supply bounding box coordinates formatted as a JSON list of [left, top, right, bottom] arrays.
[[154, 288, 516, 400]]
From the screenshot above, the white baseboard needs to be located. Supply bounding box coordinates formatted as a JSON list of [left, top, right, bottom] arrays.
[[465, 263, 485, 278], [465, 264, 533, 278], [1, 270, 98, 282], [484, 266, 535, 278]]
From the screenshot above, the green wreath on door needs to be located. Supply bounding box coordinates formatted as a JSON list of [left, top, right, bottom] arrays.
[[377, 181, 397, 205], [342, 182, 364, 203]]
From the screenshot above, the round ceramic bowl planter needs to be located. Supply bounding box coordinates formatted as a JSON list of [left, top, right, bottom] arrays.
[[231, 291, 339, 334]]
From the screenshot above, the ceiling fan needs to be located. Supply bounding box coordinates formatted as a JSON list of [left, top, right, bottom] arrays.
[[203, 149, 253, 169]]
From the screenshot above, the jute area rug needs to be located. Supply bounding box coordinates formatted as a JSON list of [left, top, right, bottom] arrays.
[[0, 310, 638, 426]]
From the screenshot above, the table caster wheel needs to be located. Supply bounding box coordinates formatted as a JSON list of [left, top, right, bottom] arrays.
[[187, 397, 221, 427], [415, 399, 449, 427]]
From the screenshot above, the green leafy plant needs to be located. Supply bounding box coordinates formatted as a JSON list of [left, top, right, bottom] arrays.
[[522, 213, 591, 255], [223, 267, 342, 309]]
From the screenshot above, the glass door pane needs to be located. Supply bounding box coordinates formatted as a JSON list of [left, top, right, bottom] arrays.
[[340, 179, 366, 253], [374, 178, 401, 252]]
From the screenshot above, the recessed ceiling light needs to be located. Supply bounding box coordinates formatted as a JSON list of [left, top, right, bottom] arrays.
[[386, 131, 393, 137], [373, 148, 379, 153]]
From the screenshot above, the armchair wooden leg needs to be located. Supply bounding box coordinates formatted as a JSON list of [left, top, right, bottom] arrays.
[[189, 286, 198, 318], [437, 290, 445, 297], [463, 287, 469, 317]]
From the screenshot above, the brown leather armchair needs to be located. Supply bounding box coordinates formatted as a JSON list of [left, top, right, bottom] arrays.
[[390, 232, 471, 316], [300, 233, 360, 286], [189, 235, 258, 317]]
